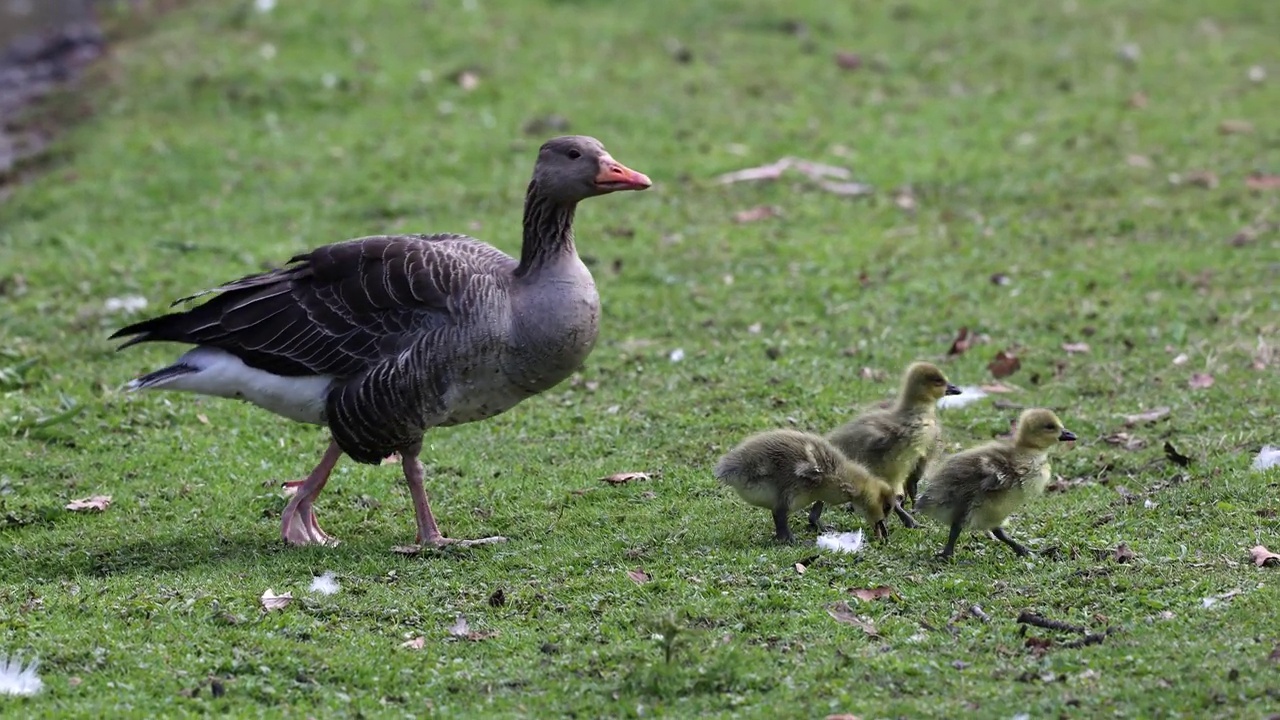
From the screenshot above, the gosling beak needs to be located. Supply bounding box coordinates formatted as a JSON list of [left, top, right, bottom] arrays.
[[944, 383, 963, 396], [595, 157, 652, 192], [1058, 430, 1077, 442], [874, 520, 889, 541]]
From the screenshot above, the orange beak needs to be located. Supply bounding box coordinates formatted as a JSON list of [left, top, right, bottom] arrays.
[[595, 158, 652, 192]]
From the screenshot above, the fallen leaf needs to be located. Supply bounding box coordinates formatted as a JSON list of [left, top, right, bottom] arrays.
[[401, 636, 426, 650], [1189, 373, 1215, 389], [627, 569, 651, 585], [1128, 91, 1148, 108], [1172, 353, 1189, 365], [195, 413, 210, 425], [600, 472, 652, 485], [1113, 543, 1136, 563], [1183, 170, 1219, 189], [1104, 432, 1146, 451], [1061, 342, 1091, 355], [716, 157, 851, 184], [65, 495, 112, 512], [260, 589, 292, 611], [850, 586, 896, 602], [988, 350, 1021, 379], [1246, 174, 1280, 191], [1163, 441, 1192, 467], [1123, 407, 1171, 426], [892, 186, 917, 212], [834, 51, 862, 70], [1249, 546, 1280, 568], [391, 545, 423, 556], [794, 562, 806, 575], [1126, 154, 1154, 169], [733, 205, 780, 223], [1218, 119, 1254, 135], [948, 327, 972, 356], [859, 367, 887, 381], [978, 382, 1017, 393], [826, 715, 862, 720], [488, 588, 506, 607], [826, 601, 879, 636], [815, 179, 874, 197]]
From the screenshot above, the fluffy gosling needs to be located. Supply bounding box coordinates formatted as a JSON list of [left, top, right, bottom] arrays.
[[915, 408, 1076, 560], [827, 361, 961, 528], [714, 429, 897, 543]]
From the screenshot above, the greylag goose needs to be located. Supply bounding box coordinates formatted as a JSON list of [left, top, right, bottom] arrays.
[[826, 361, 962, 527], [714, 429, 896, 543], [111, 136, 651, 548], [915, 408, 1076, 560]]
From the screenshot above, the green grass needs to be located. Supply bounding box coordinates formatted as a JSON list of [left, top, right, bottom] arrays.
[[2, 0, 1279, 716]]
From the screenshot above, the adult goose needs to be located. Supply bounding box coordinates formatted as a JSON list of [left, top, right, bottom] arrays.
[[111, 135, 651, 548]]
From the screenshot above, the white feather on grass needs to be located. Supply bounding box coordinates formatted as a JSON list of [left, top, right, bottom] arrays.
[[0, 655, 42, 697], [309, 571, 340, 596], [936, 386, 988, 410], [816, 530, 865, 554], [1253, 446, 1280, 471]]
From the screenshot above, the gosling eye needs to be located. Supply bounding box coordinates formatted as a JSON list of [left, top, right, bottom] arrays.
[[1044, 423, 1058, 430], [932, 378, 946, 386], [567, 149, 582, 160]]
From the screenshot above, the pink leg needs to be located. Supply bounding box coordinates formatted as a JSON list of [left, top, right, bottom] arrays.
[[281, 439, 343, 546], [402, 451, 506, 548]]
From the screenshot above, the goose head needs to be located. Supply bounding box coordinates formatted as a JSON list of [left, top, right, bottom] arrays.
[[533, 136, 652, 203], [1013, 408, 1076, 450], [900, 361, 962, 406]]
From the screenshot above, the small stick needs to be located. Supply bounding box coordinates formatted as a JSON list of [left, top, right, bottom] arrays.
[[1016, 610, 1085, 634], [969, 605, 991, 623]]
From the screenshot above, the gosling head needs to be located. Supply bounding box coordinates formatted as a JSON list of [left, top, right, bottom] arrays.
[[1013, 408, 1077, 450], [900, 361, 962, 407], [533, 135, 652, 203]]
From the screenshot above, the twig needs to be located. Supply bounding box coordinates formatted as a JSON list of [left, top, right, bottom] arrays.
[[968, 605, 991, 623], [1016, 610, 1085, 634]]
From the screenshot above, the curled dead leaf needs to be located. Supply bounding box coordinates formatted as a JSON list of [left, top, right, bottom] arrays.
[[1189, 373, 1215, 390], [260, 589, 292, 611], [1249, 545, 1280, 568], [734, 205, 781, 223], [948, 327, 972, 356], [1123, 406, 1171, 426], [66, 495, 112, 512], [988, 350, 1021, 379], [850, 586, 896, 602], [1113, 543, 1136, 563], [401, 636, 426, 650], [1245, 174, 1280, 191], [826, 601, 879, 636], [794, 562, 806, 575], [600, 471, 652, 485], [627, 569, 651, 585]]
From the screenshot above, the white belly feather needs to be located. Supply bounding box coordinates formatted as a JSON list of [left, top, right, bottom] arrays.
[[128, 347, 333, 425]]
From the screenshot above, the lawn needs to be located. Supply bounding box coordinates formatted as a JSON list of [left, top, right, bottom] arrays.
[[1, 0, 1278, 717]]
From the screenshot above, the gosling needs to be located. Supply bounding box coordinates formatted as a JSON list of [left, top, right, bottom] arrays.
[[827, 361, 961, 528], [714, 429, 897, 544], [915, 408, 1076, 560]]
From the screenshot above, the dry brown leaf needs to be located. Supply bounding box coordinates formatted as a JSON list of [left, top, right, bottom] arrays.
[[600, 472, 652, 486], [948, 327, 972, 356], [734, 205, 781, 223], [1189, 373, 1215, 389], [1113, 543, 1136, 563], [391, 545, 423, 556], [1104, 432, 1147, 451], [260, 589, 292, 611], [1128, 91, 1148, 108], [1218, 119, 1254, 135], [716, 157, 851, 185], [1250, 545, 1280, 568], [988, 350, 1021, 379], [65, 495, 112, 512], [1246, 174, 1280, 191], [834, 51, 862, 70], [850, 586, 896, 602], [979, 382, 1017, 394], [1123, 406, 1171, 426], [826, 715, 862, 720], [195, 413, 210, 425], [401, 636, 426, 650], [794, 562, 806, 575], [627, 568, 651, 584], [827, 601, 879, 636], [1062, 342, 1091, 355]]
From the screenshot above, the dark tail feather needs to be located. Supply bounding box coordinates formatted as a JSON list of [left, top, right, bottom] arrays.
[[125, 363, 198, 391]]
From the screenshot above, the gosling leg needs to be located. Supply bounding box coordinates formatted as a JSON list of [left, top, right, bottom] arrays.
[[991, 526, 1031, 557]]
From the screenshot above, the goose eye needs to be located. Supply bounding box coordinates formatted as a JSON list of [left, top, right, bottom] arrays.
[[567, 149, 582, 160], [1044, 423, 1057, 430]]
